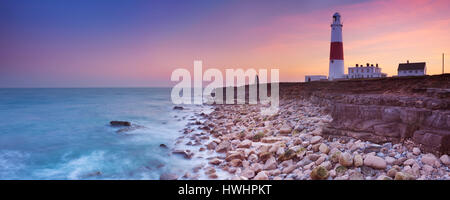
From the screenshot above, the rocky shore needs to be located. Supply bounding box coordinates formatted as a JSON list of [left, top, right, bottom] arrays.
[[168, 75, 449, 180]]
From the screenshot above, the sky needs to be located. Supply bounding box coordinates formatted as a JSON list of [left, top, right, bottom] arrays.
[[1, 0, 449, 87]]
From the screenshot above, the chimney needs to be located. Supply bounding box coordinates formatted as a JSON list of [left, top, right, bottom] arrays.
[[376, 63, 378, 67], [356, 64, 359, 67], [407, 60, 409, 64]]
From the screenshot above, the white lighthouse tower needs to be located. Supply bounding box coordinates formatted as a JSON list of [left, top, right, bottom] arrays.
[[329, 12, 345, 80]]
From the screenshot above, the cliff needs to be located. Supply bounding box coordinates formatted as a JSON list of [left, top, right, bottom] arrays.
[[279, 74, 450, 154]]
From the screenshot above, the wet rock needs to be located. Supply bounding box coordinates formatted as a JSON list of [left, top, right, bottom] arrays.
[[173, 106, 184, 110], [172, 150, 194, 159], [209, 158, 222, 165], [159, 144, 168, 148], [110, 121, 131, 126], [215, 140, 231, 153]]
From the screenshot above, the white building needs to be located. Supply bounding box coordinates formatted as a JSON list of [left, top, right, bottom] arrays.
[[305, 75, 327, 82], [347, 63, 387, 79], [329, 12, 345, 80], [397, 61, 426, 76]]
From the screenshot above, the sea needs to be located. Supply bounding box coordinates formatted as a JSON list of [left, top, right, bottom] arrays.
[[0, 88, 210, 180]]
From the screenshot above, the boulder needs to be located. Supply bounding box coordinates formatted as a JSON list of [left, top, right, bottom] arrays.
[[440, 154, 449, 165], [110, 121, 131, 126], [253, 171, 269, 180], [319, 143, 330, 154], [310, 136, 322, 144], [421, 153, 438, 166], [364, 155, 386, 169], [238, 140, 252, 148]]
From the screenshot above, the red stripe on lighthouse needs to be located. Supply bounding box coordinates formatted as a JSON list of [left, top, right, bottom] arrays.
[[330, 42, 343, 60]]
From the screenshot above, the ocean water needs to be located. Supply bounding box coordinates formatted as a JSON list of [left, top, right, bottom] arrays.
[[0, 88, 208, 180]]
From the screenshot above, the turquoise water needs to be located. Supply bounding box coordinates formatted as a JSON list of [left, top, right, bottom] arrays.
[[0, 88, 202, 180]]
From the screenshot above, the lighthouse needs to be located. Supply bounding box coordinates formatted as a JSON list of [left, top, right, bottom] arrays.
[[329, 12, 344, 80]]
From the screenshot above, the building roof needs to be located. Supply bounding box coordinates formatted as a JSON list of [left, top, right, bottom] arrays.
[[398, 62, 426, 71]]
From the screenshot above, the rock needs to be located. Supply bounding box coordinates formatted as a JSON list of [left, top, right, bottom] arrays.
[[263, 157, 277, 170], [335, 165, 347, 175], [394, 172, 415, 180], [329, 150, 342, 163], [209, 158, 222, 165], [319, 143, 330, 154], [208, 173, 218, 179], [248, 154, 258, 163], [159, 144, 168, 148], [238, 140, 252, 148], [348, 171, 364, 180], [361, 166, 376, 177], [207, 142, 217, 150], [160, 173, 178, 180], [215, 140, 231, 153], [310, 136, 322, 144], [315, 155, 326, 165], [225, 152, 244, 161], [308, 154, 320, 161], [282, 164, 297, 174], [384, 156, 396, 165], [319, 161, 332, 170], [353, 154, 363, 167], [279, 124, 292, 135], [403, 158, 416, 166], [253, 171, 269, 180], [172, 150, 194, 159], [310, 166, 329, 180], [363, 144, 382, 153], [229, 159, 242, 167], [421, 153, 438, 166], [439, 154, 449, 165], [110, 121, 131, 126], [387, 168, 398, 178], [240, 169, 255, 179], [278, 149, 297, 161], [173, 106, 184, 110], [422, 165, 434, 174], [364, 155, 386, 169], [412, 147, 421, 155], [339, 152, 353, 167]]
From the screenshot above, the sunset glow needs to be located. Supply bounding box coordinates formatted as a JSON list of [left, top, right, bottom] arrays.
[[1, 0, 449, 87]]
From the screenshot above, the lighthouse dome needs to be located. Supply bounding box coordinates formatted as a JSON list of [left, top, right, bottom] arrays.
[[333, 12, 341, 17]]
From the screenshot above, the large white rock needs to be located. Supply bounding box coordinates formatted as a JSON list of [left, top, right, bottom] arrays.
[[310, 136, 322, 144], [421, 153, 437, 166], [364, 155, 387, 169], [440, 154, 449, 166], [253, 171, 269, 180]]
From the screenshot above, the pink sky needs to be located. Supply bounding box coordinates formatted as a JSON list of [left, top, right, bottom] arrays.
[[1, 0, 449, 87]]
